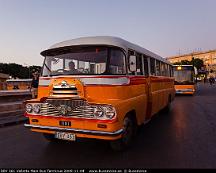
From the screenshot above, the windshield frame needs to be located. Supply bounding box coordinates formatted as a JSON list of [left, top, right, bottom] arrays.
[[41, 46, 127, 77]]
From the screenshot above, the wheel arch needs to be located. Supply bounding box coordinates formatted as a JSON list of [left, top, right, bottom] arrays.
[[125, 109, 138, 126]]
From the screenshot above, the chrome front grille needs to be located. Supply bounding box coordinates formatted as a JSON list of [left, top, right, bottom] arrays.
[[46, 99, 86, 110], [68, 105, 94, 118], [51, 84, 79, 97], [40, 103, 61, 116], [40, 99, 94, 118]]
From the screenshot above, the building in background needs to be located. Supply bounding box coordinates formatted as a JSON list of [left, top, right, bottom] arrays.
[[0, 73, 9, 90], [166, 49, 216, 77]]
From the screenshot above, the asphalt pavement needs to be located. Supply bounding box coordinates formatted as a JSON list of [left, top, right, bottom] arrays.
[[0, 82, 216, 169]]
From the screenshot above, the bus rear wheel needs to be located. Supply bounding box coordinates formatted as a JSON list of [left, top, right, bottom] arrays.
[[110, 116, 137, 151], [163, 95, 172, 113]]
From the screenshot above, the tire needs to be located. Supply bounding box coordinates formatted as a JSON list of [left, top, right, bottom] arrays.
[[43, 133, 57, 142], [110, 116, 137, 151]]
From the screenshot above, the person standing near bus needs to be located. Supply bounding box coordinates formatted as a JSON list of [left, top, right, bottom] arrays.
[[209, 70, 215, 85], [30, 71, 39, 98]]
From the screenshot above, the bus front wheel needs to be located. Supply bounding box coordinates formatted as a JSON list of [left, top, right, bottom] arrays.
[[110, 116, 137, 151]]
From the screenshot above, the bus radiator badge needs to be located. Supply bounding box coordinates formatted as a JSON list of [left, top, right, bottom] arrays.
[[57, 105, 71, 115], [61, 80, 69, 87]]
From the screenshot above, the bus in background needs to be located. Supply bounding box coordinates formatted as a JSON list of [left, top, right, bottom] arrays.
[[24, 36, 175, 151], [173, 65, 197, 95], [6, 79, 32, 90]]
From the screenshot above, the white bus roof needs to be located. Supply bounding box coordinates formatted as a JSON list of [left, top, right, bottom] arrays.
[[41, 36, 171, 65], [6, 79, 32, 82]]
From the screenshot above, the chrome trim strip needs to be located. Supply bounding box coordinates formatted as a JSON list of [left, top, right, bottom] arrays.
[[49, 94, 79, 97], [24, 124, 123, 136], [52, 90, 78, 94], [39, 76, 131, 86], [79, 77, 130, 85], [53, 85, 76, 89]]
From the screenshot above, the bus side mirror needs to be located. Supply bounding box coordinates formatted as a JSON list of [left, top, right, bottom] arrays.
[[129, 55, 136, 72]]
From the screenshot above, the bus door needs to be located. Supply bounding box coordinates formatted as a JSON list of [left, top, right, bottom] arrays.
[[129, 52, 149, 124], [146, 58, 161, 119], [142, 56, 152, 121]]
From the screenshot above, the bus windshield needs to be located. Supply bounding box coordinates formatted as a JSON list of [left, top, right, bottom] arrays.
[[174, 66, 194, 84], [42, 46, 126, 76]]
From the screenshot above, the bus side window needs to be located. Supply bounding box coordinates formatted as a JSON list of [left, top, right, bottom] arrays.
[[170, 65, 174, 77], [160, 62, 165, 76], [136, 53, 143, 75], [128, 50, 135, 75], [165, 64, 168, 76], [143, 55, 149, 76], [169, 65, 171, 77], [166, 64, 169, 76], [156, 60, 161, 76], [150, 58, 156, 76]]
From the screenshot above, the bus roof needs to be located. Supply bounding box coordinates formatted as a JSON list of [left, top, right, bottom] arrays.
[[6, 79, 32, 82], [41, 36, 171, 65]]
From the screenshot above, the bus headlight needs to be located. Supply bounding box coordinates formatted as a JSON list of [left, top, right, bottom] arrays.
[[92, 105, 116, 120], [103, 105, 116, 119], [93, 106, 104, 118], [33, 104, 41, 114], [26, 104, 33, 113]]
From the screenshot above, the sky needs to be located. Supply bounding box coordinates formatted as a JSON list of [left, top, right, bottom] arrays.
[[0, 0, 216, 66]]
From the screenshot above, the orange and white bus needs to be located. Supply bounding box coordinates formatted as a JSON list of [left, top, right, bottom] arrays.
[[24, 36, 175, 150], [173, 65, 197, 95]]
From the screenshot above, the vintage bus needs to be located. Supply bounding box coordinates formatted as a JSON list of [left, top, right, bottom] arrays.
[[173, 65, 197, 95], [24, 36, 175, 150], [6, 79, 32, 90]]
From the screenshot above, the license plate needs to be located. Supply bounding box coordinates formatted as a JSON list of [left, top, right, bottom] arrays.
[[59, 121, 71, 127], [55, 132, 76, 141]]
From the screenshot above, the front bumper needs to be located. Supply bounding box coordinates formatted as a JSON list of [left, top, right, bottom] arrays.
[[24, 123, 123, 137], [175, 89, 194, 94]]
